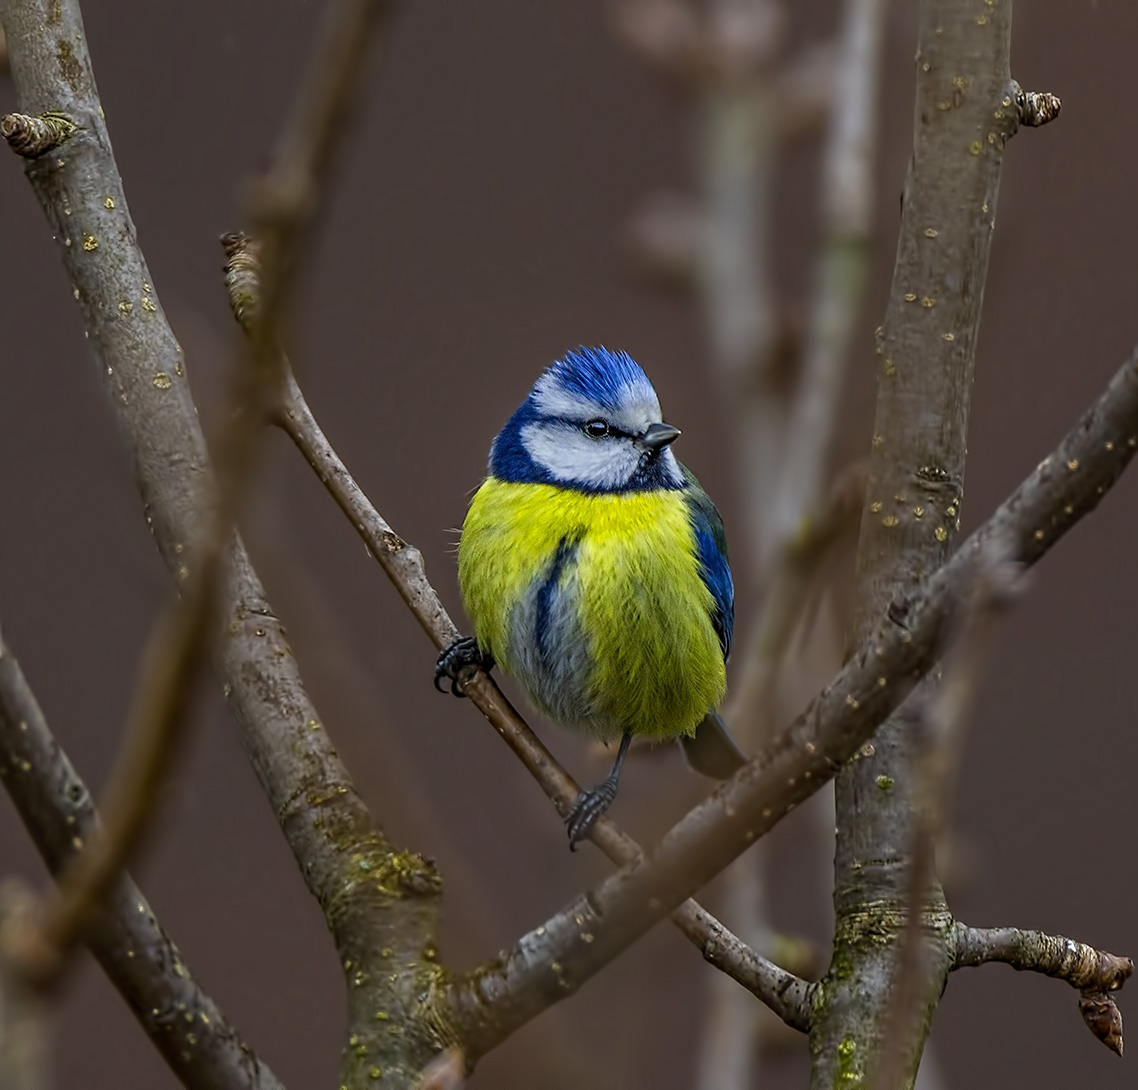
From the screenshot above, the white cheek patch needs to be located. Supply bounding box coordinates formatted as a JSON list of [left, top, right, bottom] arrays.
[[521, 422, 641, 490], [658, 448, 686, 488]]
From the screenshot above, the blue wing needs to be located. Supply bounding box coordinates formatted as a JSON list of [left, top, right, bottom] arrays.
[[682, 468, 734, 661]]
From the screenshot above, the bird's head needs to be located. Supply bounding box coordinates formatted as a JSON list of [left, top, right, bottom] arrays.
[[489, 347, 687, 493]]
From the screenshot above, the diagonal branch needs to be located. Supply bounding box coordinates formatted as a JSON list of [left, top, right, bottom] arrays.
[[223, 249, 1138, 1062], [0, 626, 284, 1090], [441, 336, 1138, 1059], [952, 924, 1132, 1055]]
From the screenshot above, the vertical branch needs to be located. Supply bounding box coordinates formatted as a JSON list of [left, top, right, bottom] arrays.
[[0, 884, 48, 1090], [874, 545, 1020, 1088], [696, 1, 884, 1085], [689, 11, 793, 1082], [810, 2, 1019, 1086], [693, 0, 785, 566], [443, 327, 1137, 1059], [775, 0, 883, 521], [618, 2, 884, 1084]]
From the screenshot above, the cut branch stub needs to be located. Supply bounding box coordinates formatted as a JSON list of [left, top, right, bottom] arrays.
[[220, 231, 262, 334], [0, 111, 78, 158], [1014, 83, 1062, 128]]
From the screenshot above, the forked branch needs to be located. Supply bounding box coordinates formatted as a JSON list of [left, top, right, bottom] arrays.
[[221, 241, 1137, 1060]]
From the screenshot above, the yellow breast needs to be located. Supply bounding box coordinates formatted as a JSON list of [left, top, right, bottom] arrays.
[[457, 478, 726, 740]]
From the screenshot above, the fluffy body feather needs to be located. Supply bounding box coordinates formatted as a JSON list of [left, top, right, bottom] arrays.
[[459, 480, 726, 741], [457, 346, 733, 747]]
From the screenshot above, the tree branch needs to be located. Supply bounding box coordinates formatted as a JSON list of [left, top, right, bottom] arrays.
[[0, 1, 449, 1087], [875, 545, 1023, 1089], [0, 882, 48, 1090], [0, 626, 283, 1089], [4, 93, 291, 988], [440, 333, 1138, 1060], [622, 6, 884, 1084], [775, 0, 883, 533], [812, 3, 1057, 1084], [952, 924, 1132, 1055], [220, 234, 813, 1036], [700, 916, 814, 1033]]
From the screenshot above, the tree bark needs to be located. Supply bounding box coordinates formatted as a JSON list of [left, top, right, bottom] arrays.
[[810, 2, 1017, 1086]]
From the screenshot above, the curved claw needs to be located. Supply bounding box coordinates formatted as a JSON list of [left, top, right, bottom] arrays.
[[434, 636, 493, 698], [565, 780, 618, 851]]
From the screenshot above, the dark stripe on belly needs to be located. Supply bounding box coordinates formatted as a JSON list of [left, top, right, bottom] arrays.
[[535, 535, 578, 666]]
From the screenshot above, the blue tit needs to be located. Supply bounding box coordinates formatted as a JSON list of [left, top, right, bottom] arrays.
[[436, 346, 744, 848]]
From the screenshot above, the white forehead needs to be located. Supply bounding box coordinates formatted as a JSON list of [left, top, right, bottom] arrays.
[[530, 371, 663, 433]]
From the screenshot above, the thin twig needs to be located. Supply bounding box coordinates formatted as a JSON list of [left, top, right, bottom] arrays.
[[0, 626, 284, 1090], [698, 1, 884, 1082], [774, 0, 883, 539], [244, 0, 399, 356], [952, 924, 1132, 1055], [0, 883, 48, 1090], [700, 916, 813, 1033]]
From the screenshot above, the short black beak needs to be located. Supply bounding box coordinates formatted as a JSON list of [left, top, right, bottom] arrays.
[[637, 422, 681, 452]]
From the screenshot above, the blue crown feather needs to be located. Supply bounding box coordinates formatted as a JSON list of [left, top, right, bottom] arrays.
[[542, 346, 655, 413]]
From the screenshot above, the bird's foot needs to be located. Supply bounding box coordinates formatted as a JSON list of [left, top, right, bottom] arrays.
[[434, 637, 494, 697], [565, 777, 618, 851]]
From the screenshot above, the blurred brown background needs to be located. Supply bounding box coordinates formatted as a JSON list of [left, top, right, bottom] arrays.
[[1, 2, 1136, 1087]]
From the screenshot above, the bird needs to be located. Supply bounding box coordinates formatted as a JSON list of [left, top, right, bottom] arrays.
[[435, 346, 744, 849]]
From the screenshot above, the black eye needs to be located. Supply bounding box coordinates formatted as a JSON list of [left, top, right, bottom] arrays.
[[583, 420, 609, 438]]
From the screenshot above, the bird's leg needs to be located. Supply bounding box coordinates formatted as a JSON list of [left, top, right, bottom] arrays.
[[566, 729, 633, 851], [434, 636, 494, 697]]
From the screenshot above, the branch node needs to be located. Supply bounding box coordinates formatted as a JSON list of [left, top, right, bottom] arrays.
[[220, 231, 263, 335], [1013, 83, 1062, 128], [1080, 991, 1125, 1057], [953, 923, 1132, 1055], [1, 111, 79, 158]]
